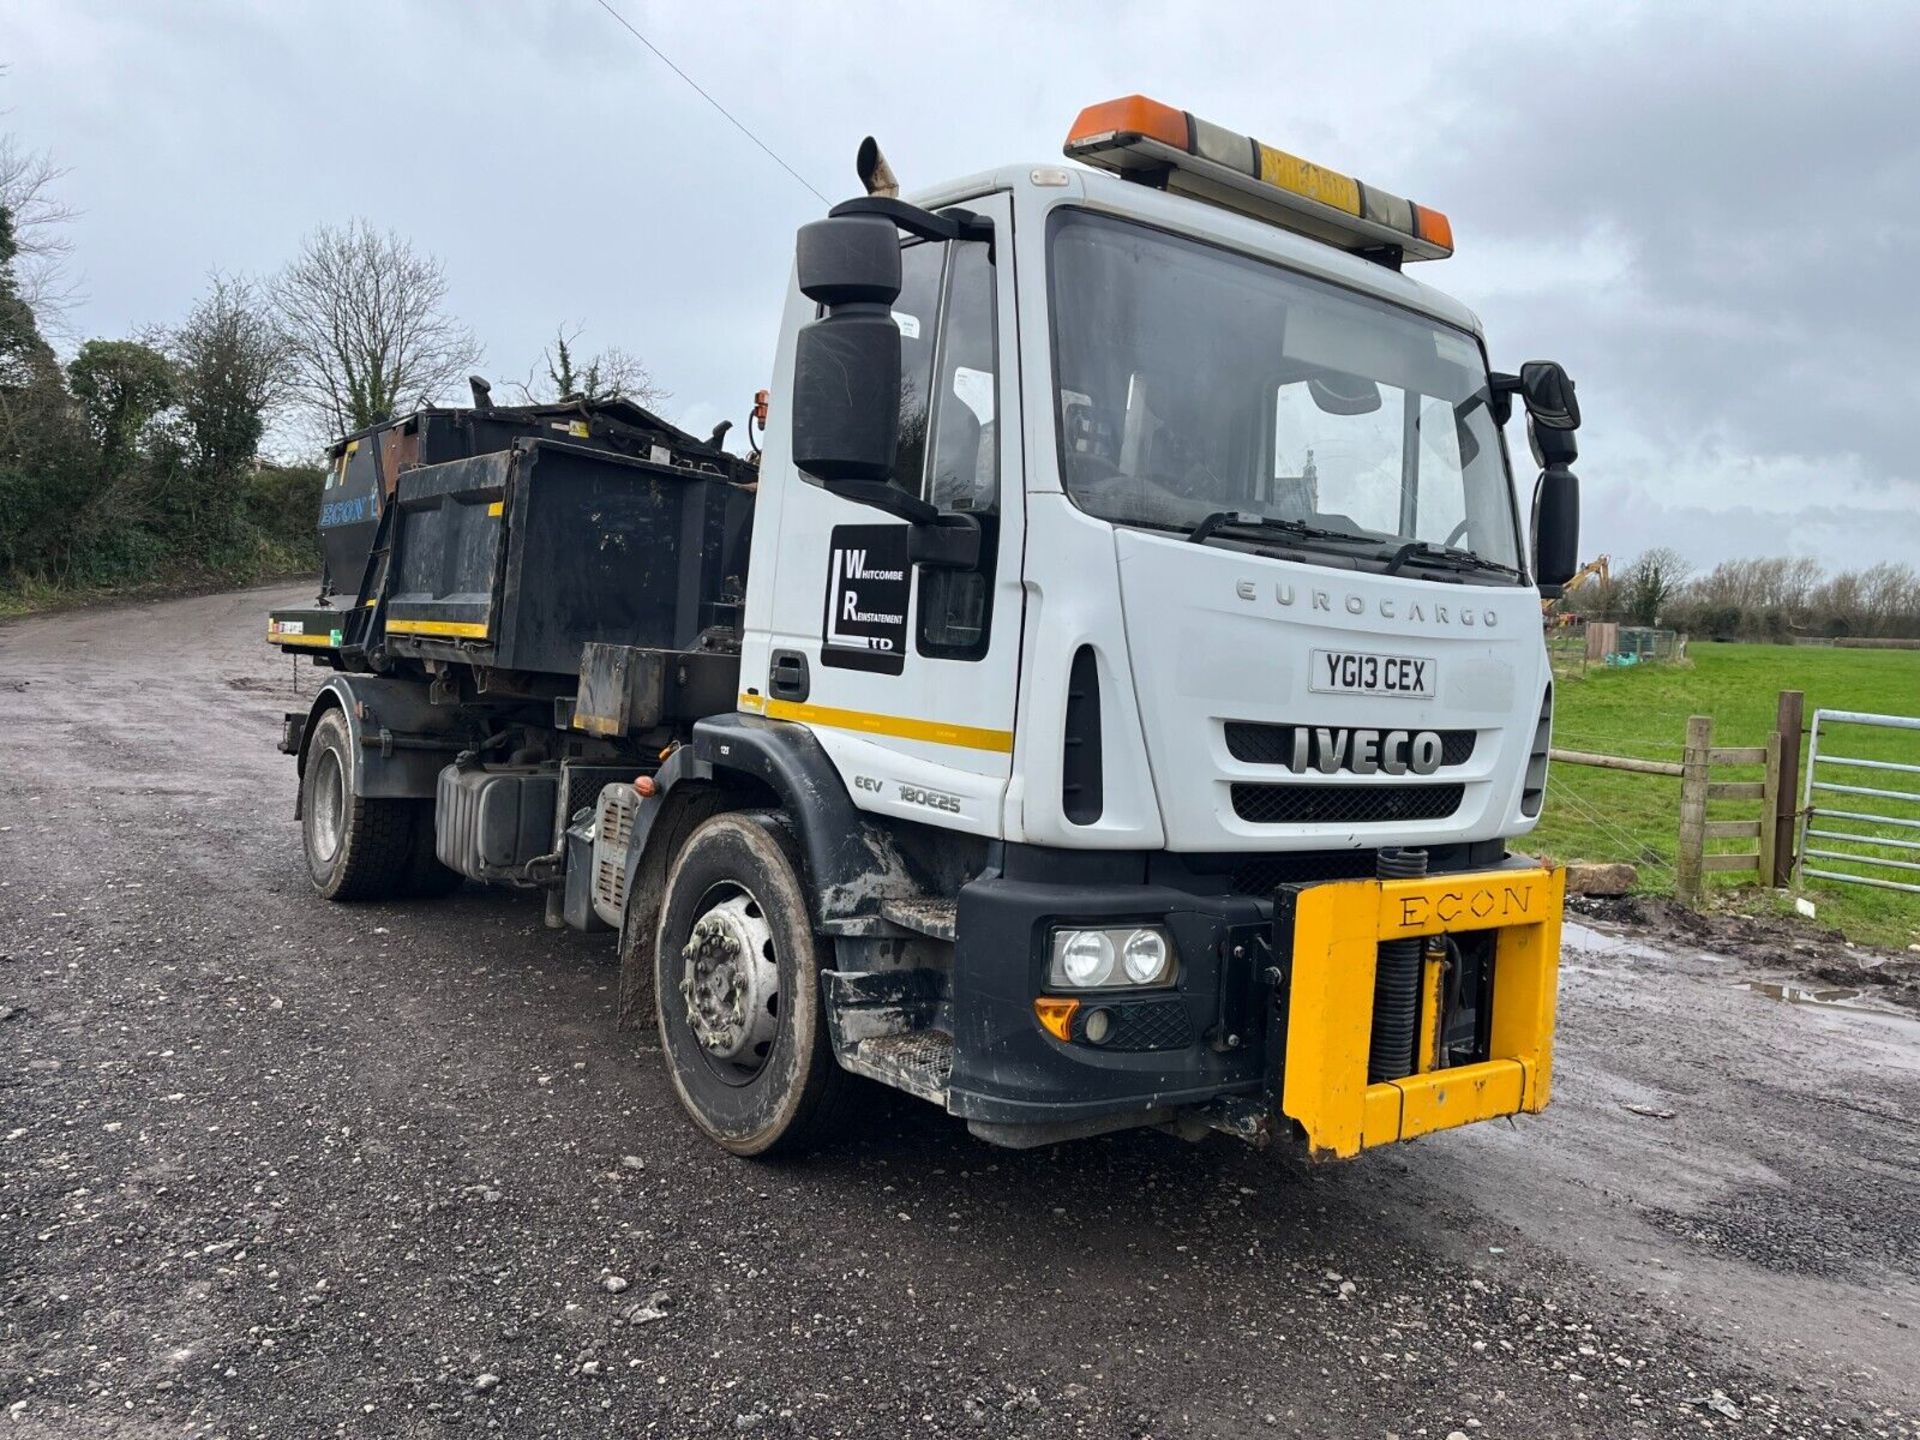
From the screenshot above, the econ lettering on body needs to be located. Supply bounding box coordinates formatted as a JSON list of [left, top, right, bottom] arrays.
[[1383, 879, 1545, 935]]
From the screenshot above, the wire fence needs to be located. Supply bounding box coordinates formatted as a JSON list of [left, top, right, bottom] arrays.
[[1544, 691, 1802, 900], [1546, 772, 1677, 881], [1608, 626, 1685, 666], [1545, 619, 1687, 678]]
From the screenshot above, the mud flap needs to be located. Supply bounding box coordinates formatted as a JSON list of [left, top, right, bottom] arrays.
[[1275, 866, 1564, 1161]]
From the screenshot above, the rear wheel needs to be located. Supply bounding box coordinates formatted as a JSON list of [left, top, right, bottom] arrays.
[[653, 811, 848, 1156], [300, 707, 416, 901]]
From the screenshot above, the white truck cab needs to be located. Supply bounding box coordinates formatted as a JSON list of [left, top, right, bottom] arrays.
[[714, 97, 1580, 1154]]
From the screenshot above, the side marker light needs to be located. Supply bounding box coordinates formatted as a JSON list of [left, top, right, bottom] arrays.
[[1034, 996, 1080, 1042]]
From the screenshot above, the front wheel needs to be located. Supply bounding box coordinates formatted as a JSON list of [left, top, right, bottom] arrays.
[[652, 811, 848, 1156]]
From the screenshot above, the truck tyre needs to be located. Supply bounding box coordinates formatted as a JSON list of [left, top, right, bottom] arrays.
[[300, 707, 416, 902], [653, 810, 848, 1156]]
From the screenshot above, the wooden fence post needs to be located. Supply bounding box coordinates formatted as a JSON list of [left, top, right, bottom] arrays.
[[1676, 714, 1713, 903], [1772, 689, 1804, 887], [1757, 731, 1783, 888]]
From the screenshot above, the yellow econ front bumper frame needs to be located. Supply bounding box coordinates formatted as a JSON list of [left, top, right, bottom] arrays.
[[1280, 865, 1564, 1160]]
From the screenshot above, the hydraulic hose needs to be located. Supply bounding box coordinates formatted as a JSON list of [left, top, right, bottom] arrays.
[[1368, 847, 1429, 1082]]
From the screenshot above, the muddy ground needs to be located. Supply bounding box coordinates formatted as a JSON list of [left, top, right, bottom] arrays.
[[1568, 894, 1920, 1014], [2, 584, 1916, 1438]]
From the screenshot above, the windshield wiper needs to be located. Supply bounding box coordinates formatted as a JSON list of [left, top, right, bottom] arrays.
[[1187, 510, 1367, 548], [1380, 540, 1521, 578]]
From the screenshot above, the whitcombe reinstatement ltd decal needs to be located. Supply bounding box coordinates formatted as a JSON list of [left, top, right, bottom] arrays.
[[821, 524, 911, 674]]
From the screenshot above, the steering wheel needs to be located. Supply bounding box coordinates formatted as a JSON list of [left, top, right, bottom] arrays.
[[1443, 517, 1472, 548]]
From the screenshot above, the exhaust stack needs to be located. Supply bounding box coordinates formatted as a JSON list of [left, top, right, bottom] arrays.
[[856, 137, 899, 198]]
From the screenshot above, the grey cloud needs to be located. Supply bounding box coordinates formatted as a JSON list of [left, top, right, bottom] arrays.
[[1587, 494, 1917, 574], [1423, 6, 1920, 488]]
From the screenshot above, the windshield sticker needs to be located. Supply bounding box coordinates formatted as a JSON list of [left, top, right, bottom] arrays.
[[1432, 330, 1480, 369], [822, 524, 911, 674], [952, 366, 994, 425]]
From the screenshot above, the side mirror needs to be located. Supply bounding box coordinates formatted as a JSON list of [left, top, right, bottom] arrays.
[[1501, 360, 1581, 592], [1533, 467, 1580, 594], [790, 214, 912, 503], [788, 206, 992, 567], [1519, 359, 1579, 470], [1519, 360, 1580, 430]]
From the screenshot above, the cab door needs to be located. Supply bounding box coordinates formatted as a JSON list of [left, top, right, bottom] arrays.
[[749, 191, 1024, 838]]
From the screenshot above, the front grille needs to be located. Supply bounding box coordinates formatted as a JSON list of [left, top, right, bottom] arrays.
[[1230, 782, 1465, 826], [1070, 997, 1193, 1052], [1229, 851, 1377, 894], [1225, 721, 1476, 768]]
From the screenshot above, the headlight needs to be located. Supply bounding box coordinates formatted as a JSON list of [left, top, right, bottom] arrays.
[[1058, 930, 1115, 987], [1048, 925, 1176, 990], [1121, 928, 1169, 984]]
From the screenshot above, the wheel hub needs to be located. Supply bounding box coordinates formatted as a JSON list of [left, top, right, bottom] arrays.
[[678, 893, 778, 1064], [307, 748, 346, 864]]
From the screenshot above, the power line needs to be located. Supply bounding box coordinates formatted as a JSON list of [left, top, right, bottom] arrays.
[[586, 0, 831, 207]]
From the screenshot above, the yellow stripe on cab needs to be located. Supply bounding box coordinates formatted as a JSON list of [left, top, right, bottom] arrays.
[[739, 693, 1013, 754]]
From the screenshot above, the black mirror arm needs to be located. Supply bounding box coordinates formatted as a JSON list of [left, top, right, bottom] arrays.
[[1487, 371, 1519, 428], [908, 512, 982, 570], [814, 479, 981, 569], [829, 196, 993, 247], [812, 477, 940, 525]]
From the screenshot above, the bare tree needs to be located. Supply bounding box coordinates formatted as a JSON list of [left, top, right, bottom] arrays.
[[514, 324, 668, 409], [272, 220, 480, 441], [1811, 569, 1864, 637], [1857, 561, 1920, 637], [1665, 554, 1920, 641], [0, 134, 81, 328]]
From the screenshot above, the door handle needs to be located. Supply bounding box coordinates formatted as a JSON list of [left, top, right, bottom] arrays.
[[769, 650, 810, 702]]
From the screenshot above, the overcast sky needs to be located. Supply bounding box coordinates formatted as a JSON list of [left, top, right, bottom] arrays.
[[5, 0, 1916, 573]]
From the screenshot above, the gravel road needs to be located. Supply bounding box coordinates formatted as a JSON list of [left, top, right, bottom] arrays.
[[3, 584, 1916, 1438]]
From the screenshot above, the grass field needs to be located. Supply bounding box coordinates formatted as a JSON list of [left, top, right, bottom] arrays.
[[1535, 641, 1920, 948]]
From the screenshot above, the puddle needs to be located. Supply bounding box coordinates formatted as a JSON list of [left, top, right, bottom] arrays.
[[1745, 980, 1868, 1009], [1563, 919, 1677, 963], [1742, 979, 1915, 1022]]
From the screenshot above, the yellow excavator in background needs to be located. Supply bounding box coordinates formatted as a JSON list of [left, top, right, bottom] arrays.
[[1543, 553, 1610, 623]]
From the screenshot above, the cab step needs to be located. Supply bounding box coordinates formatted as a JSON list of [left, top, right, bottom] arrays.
[[878, 897, 957, 942], [840, 1030, 954, 1106], [822, 965, 953, 1105]]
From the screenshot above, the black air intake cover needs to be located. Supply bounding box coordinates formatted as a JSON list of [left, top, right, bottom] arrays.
[[1062, 645, 1104, 824]]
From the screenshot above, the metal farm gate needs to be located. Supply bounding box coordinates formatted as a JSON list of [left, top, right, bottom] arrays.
[[1797, 708, 1920, 895]]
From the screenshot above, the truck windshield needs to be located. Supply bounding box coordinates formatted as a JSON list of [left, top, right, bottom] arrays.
[[1047, 209, 1521, 575]]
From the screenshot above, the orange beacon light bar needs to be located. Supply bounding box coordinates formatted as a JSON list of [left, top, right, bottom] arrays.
[[1065, 96, 1453, 263]]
